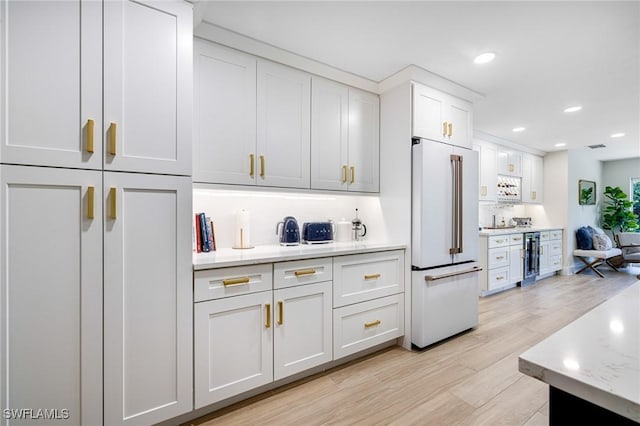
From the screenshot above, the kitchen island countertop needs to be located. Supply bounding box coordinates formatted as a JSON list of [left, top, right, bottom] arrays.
[[518, 282, 640, 422], [193, 241, 407, 270]]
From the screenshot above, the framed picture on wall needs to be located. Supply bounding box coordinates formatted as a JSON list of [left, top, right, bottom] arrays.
[[579, 180, 596, 205]]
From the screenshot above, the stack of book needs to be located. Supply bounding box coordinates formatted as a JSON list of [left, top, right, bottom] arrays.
[[194, 213, 216, 253]]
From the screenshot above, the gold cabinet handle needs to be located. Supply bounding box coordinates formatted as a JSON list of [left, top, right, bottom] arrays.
[[364, 320, 381, 329], [496, 239, 505, 244], [108, 122, 117, 155], [277, 301, 283, 325], [265, 303, 271, 328], [532, 191, 537, 200], [294, 269, 316, 277], [249, 154, 255, 177], [480, 185, 487, 196], [86, 119, 95, 153], [364, 273, 381, 280], [509, 164, 514, 172], [496, 256, 505, 260], [496, 276, 505, 281], [448, 122, 453, 137], [350, 166, 355, 184], [222, 277, 250, 286], [442, 121, 448, 136], [342, 165, 348, 183], [108, 187, 117, 219], [87, 186, 95, 219], [540, 246, 544, 255], [260, 155, 265, 177], [513, 237, 522, 241]]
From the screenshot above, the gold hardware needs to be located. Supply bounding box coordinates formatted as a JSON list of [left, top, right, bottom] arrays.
[[260, 155, 265, 177], [364, 320, 381, 329], [108, 187, 117, 219], [509, 164, 514, 172], [442, 121, 448, 136], [350, 166, 355, 184], [223, 277, 250, 286], [294, 269, 316, 277], [496, 239, 504, 243], [448, 122, 453, 137], [364, 273, 381, 280], [540, 246, 544, 255], [513, 237, 521, 241], [87, 186, 95, 219], [86, 119, 95, 153], [277, 301, 283, 325], [250, 154, 255, 177], [265, 303, 271, 328], [342, 165, 347, 183], [496, 276, 505, 281], [108, 122, 117, 155], [425, 266, 483, 281], [481, 186, 487, 196], [532, 191, 537, 200], [496, 256, 505, 260]]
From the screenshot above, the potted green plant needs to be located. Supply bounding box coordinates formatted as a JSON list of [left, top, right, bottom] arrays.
[[601, 186, 639, 239]]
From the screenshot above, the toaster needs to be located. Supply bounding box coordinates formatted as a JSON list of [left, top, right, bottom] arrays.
[[302, 222, 335, 244]]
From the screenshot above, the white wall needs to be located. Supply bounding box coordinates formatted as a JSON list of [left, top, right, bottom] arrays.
[[193, 185, 388, 249], [602, 157, 640, 199], [541, 151, 570, 272]]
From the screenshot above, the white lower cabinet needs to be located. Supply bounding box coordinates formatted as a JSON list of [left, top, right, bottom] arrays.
[[539, 230, 563, 276], [480, 233, 523, 295]]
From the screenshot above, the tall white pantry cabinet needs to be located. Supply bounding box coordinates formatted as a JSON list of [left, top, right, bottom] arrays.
[[0, 1, 193, 425]]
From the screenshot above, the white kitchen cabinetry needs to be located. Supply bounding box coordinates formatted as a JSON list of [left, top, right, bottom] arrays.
[[412, 83, 473, 149], [521, 153, 544, 203], [311, 77, 380, 192], [509, 233, 524, 285], [103, 0, 192, 176], [104, 173, 192, 426], [0, 0, 102, 170], [473, 141, 498, 202], [0, 165, 103, 426], [479, 234, 519, 296], [497, 148, 522, 177], [257, 60, 311, 189], [539, 230, 563, 276]]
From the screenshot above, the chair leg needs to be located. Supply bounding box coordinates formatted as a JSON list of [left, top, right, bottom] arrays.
[[605, 259, 620, 272], [575, 256, 605, 278]]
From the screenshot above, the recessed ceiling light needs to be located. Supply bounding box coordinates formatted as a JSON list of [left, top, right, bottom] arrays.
[[474, 52, 496, 64], [564, 105, 582, 113], [512, 127, 526, 132], [611, 133, 625, 138], [555, 142, 566, 147]]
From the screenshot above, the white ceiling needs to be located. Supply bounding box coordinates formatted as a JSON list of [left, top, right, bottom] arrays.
[[196, 1, 640, 161]]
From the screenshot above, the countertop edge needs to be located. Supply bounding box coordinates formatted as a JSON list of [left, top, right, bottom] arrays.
[[479, 227, 563, 236], [193, 242, 407, 270]]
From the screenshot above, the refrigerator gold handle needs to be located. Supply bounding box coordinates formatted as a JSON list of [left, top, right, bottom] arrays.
[[425, 266, 483, 281], [458, 155, 464, 253], [449, 154, 458, 255]]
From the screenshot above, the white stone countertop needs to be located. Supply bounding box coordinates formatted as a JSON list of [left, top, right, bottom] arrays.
[[193, 241, 407, 270], [479, 226, 563, 236], [518, 282, 640, 422]]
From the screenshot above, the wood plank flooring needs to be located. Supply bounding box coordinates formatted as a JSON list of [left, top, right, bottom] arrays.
[[187, 267, 639, 426]]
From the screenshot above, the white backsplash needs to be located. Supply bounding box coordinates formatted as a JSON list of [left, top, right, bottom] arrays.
[[479, 203, 550, 228], [193, 184, 388, 249]]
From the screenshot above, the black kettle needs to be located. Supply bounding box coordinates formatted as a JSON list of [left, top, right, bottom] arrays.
[[276, 216, 300, 246]]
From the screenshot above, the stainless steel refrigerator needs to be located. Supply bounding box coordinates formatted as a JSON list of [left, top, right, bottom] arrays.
[[411, 137, 481, 349]]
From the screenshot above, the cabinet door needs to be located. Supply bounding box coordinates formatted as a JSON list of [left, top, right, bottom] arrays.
[[257, 60, 311, 189], [104, 173, 192, 425], [447, 96, 473, 149], [311, 77, 348, 191], [521, 154, 533, 203], [412, 83, 446, 142], [531, 155, 544, 203], [347, 88, 380, 192], [539, 241, 550, 275], [476, 142, 497, 201], [193, 40, 256, 185], [0, 165, 102, 426], [0, 1, 102, 169], [104, 0, 192, 175], [509, 245, 524, 285], [194, 292, 273, 408], [274, 281, 332, 380], [497, 149, 522, 176]]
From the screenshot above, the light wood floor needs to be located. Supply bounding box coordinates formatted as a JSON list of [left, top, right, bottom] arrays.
[[188, 267, 639, 426]]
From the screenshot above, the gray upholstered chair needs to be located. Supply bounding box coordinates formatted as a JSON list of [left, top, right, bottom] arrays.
[[615, 232, 640, 279]]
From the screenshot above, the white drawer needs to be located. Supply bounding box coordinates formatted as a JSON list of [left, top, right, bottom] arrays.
[[333, 250, 404, 307], [549, 241, 562, 256], [488, 247, 509, 269], [333, 294, 404, 360], [488, 235, 510, 248], [509, 233, 524, 246], [550, 230, 563, 240], [273, 258, 332, 290], [539, 231, 550, 241], [194, 264, 272, 302], [549, 255, 562, 271], [488, 267, 509, 291]]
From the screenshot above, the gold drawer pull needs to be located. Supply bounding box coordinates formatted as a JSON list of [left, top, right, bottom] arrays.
[[108, 122, 117, 155], [260, 155, 265, 177], [86, 119, 95, 153], [495, 256, 505, 260], [250, 154, 255, 177], [87, 186, 95, 219], [495, 239, 505, 244], [108, 187, 117, 219], [277, 301, 283, 325], [496, 276, 505, 281], [223, 277, 250, 286], [265, 303, 271, 328], [342, 165, 348, 183], [513, 237, 521, 241], [350, 166, 355, 184], [364, 320, 381, 329], [294, 269, 316, 277], [364, 273, 381, 280]]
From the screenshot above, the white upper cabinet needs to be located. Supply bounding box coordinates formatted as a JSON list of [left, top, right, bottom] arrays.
[[473, 140, 498, 202], [0, 0, 102, 169], [521, 153, 544, 203], [497, 148, 522, 176], [257, 60, 311, 189], [193, 41, 256, 185], [104, 0, 192, 176], [311, 77, 380, 193], [412, 83, 473, 149]]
